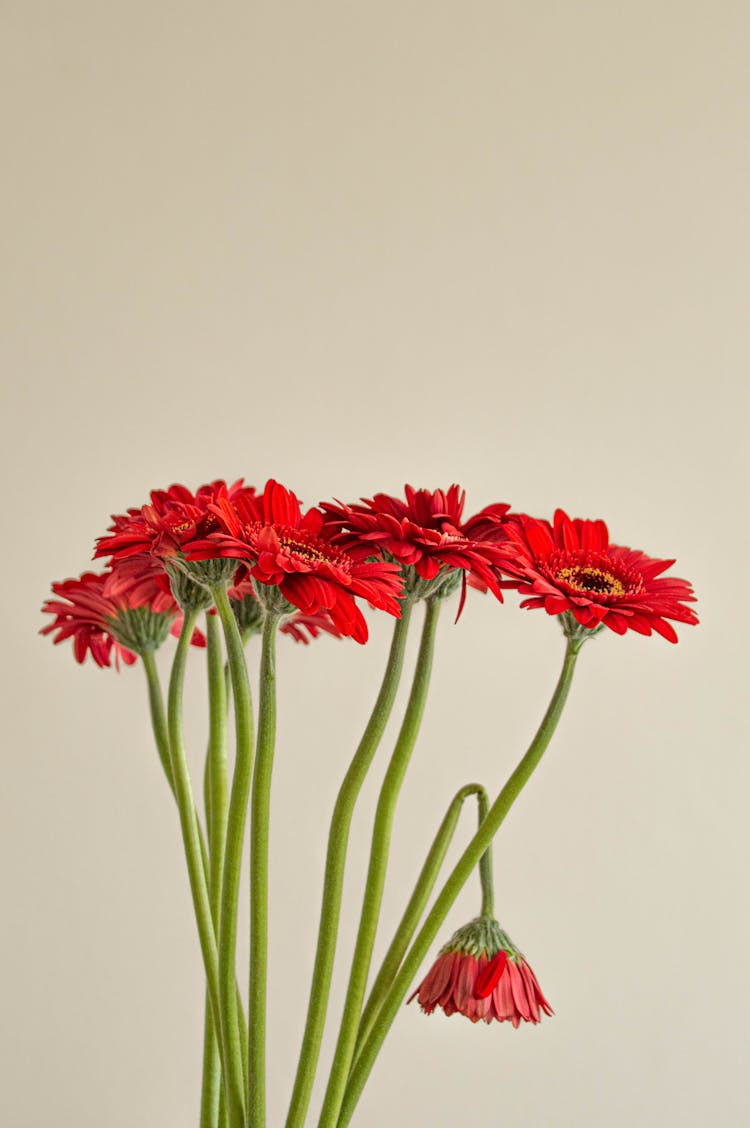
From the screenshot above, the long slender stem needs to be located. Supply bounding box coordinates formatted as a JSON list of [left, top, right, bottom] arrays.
[[141, 649, 175, 795], [318, 598, 441, 1128], [212, 584, 256, 1128], [200, 613, 230, 1128], [284, 607, 413, 1128], [247, 613, 279, 1127], [165, 612, 224, 1103], [476, 787, 494, 918], [336, 640, 581, 1127], [355, 782, 488, 1059]]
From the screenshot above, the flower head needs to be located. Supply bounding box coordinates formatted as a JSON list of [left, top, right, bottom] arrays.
[[320, 485, 514, 606], [95, 480, 250, 563], [188, 479, 404, 642], [408, 916, 552, 1027], [40, 568, 198, 668], [501, 509, 698, 643]]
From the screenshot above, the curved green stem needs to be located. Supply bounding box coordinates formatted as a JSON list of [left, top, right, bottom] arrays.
[[284, 607, 413, 1128], [165, 612, 224, 1105], [318, 598, 441, 1128], [247, 614, 279, 1127], [477, 787, 494, 918], [336, 640, 581, 1127], [355, 782, 488, 1059], [141, 649, 175, 795], [212, 584, 255, 1128]]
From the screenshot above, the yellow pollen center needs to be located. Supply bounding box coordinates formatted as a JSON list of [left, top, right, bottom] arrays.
[[556, 565, 625, 597]]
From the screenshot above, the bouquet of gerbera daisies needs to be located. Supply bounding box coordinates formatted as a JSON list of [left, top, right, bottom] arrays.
[[41, 478, 697, 1128]]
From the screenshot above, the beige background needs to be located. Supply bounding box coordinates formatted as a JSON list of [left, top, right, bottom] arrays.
[[2, 2, 748, 1125]]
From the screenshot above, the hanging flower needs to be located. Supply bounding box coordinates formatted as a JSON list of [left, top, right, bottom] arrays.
[[187, 479, 404, 642], [320, 485, 516, 606], [40, 569, 201, 668], [498, 509, 698, 642], [408, 916, 553, 1027]]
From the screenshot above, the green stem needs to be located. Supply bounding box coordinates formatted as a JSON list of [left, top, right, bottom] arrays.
[[284, 606, 414, 1128], [165, 611, 224, 1112], [200, 613, 230, 1128], [212, 584, 255, 1128], [355, 782, 488, 1060], [318, 598, 441, 1128], [200, 997, 222, 1128], [247, 613, 279, 1127], [477, 788, 494, 918], [141, 648, 175, 795], [336, 640, 581, 1127]]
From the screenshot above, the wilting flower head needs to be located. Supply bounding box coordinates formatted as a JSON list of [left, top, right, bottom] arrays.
[[187, 479, 404, 643], [320, 485, 515, 606], [40, 569, 200, 668], [500, 509, 698, 643], [408, 916, 552, 1027]]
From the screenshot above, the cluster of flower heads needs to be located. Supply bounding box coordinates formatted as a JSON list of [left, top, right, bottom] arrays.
[[41, 477, 698, 667]]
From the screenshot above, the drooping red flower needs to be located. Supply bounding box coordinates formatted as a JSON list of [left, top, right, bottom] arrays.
[[188, 480, 404, 643], [500, 509, 698, 642], [320, 485, 515, 606], [408, 916, 553, 1027], [94, 480, 252, 563]]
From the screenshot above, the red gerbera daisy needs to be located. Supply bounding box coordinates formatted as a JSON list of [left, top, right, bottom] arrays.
[[408, 916, 553, 1027], [500, 509, 698, 643], [188, 479, 404, 643], [95, 480, 251, 563], [320, 485, 515, 607], [40, 569, 200, 668]]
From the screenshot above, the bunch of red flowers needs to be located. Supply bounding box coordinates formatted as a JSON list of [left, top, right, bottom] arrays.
[[43, 477, 697, 665]]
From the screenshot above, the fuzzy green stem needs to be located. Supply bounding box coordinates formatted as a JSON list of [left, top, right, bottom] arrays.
[[165, 612, 225, 1110], [336, 640, 580, 1127], [212, 584, 256, 1128], [476, 788, 494, 918], [355, 782, 488, 1060], [318, 598, 441, 1128], [284, 606, 414, 1128], [247, 613, 279, 1127], [200, 613, 230, 1128], [141, 648, 175, 795]]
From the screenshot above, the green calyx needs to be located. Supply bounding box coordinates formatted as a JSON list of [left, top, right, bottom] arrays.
[[230, 592, 265, 639], [251, 578, 296, 618], [106, 606, 174, 655], [439, 915, 522, 962], [559, 611, 603, 653], [402, 564, 463, 604], [165, 561, 215, 612]]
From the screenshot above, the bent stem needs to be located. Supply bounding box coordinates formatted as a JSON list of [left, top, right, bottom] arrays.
[[337, 639, 581, 1127], [247, 613, 280, 1127], [355, 782, 488, 1060], [284, 606, 414, 1128], [318, 597, 441, 1128], [212, 583, 255, 1128]]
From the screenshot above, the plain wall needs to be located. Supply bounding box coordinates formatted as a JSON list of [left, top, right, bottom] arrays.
[[2, 3, 748, 1126]]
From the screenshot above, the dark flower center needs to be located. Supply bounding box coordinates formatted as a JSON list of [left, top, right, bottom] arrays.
[[274, 525, 351, 572], [544, 551, 643, 601], [555, 565, 625, 596]]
